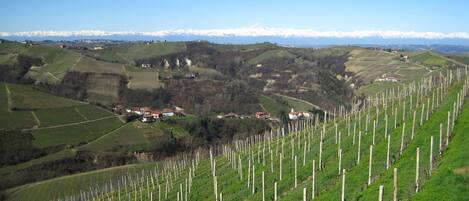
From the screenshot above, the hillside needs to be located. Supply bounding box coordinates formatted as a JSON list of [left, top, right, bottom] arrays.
[[5, 70, 467, 201], [1, 40, 358, 116], [0, 81, 273, 193], [2, 40, 468, 200]]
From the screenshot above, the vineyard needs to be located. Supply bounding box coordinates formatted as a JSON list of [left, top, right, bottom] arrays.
[[10, 69, 469, 201]]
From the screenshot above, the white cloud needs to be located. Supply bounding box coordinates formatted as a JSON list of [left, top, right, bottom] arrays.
[[1, 26, 469, 39]]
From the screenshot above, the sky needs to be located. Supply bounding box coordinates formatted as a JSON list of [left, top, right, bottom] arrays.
[[0, 0, 468, 40]]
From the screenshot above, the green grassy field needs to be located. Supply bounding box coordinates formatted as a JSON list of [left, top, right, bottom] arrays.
[[0, 83, 37, 129], [119, 42, 187, 60], [356, 81, 402, 97], [412, 99, 469, 201], [410, 51, 449, 66], [8, 83, 83, 109], [89, 42, 187, 64], [0, 42, 81, 84], [72, 56, 125, 75], [32, 117, 123, 148], [24, 45, 81, 84], [212, 42, 276, 52], [0, 149, 77, 176], [0, 42, 27, 54], [80, 122, 150, 153], [448, 54, 469, 65], [5, 163, 158, 201], [248, 49, 296, 64], [257, 94, 289, 117], [275, 93, 318, 111], [74, 104, 115, 120], [80, 120, 191, 153], [0, 53, 17, 65], [34, 106, 86, 127]]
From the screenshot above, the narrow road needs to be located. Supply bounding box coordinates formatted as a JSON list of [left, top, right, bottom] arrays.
[[4, 83, 12, 112], [26, 115, 119, 130], [70, 55, 83, 71], [274, 93, 320, 109]]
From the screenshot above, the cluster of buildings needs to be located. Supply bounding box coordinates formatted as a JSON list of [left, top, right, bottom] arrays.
[[114, 105, 185, 123], [374, 76, 399, 83], [216, 111, 278, 121], [288, 108, 312, 120], [216, 109, 312, 122]]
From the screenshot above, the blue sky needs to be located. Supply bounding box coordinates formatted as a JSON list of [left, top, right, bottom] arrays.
[[1, 0, 468, 33]]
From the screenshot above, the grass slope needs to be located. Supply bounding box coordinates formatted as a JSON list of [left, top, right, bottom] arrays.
[[0, 83, 36, 129], [275, 93, 318, 111], [5, 76, 466, 201], [257, 94, 289, 117], [412, 99, 469, 201], [410, 51, 449, 66], [5, 163, 157, 201], [8, 83, 83, 109], [32, 117, 123, 148]]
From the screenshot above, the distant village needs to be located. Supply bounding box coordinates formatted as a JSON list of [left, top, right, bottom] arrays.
[[114, 105, 313, 123], [113, 105, 186, 123]]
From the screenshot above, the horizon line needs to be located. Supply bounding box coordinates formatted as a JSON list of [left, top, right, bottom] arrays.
[[2, 26, 469, 40]]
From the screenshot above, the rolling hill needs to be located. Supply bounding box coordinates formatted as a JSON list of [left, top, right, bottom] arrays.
[[1, 40, 468, 201], [4, 71, 467, 201]]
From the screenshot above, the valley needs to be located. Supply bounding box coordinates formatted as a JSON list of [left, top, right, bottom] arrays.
[[0, 39, 468, 201]]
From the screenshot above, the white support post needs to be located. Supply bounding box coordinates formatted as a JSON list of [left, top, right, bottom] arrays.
[[416, 147, 420, 193], [341, 169, 346, 201], [368, 145, 373, 185]]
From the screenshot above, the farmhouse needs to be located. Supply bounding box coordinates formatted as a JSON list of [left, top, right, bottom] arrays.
[[288, 108, 311, 120], [141, 63, 151, 68], [217, 113, 240, 119], [141, 115, 156, 123], [161, 108, 175, 117], [255, 112, 270, 119], [131, 107, 143, 115], [374, 77, 398, 82], [185, 73, 198, 79]]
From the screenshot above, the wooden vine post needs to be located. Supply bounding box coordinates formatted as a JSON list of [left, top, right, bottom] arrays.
[[368, 145, 373, 185], [386, 135, 391, 170], [341, 169, 346, 201], [415, 147, 420, 193], [379, 185, 384, 201], [312, 159, 316, 199], [393, 168, 398, 201], [430, 136, 434, 175]]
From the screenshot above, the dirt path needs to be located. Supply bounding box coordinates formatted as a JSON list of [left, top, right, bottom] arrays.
[[26, 115, 119, 130], [31, 111, 41, 126], [70, 55, 83, 71], [4, 83, 12, 112], [46, 72, 60, 81], [116, 52, 132, 64], [74, 107, 89, 121], [274, 93, 320, 110]]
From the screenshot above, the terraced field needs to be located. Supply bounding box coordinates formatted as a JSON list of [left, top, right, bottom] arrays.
[[346, 48, 429, 83], [7, 72, 466, 201]]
